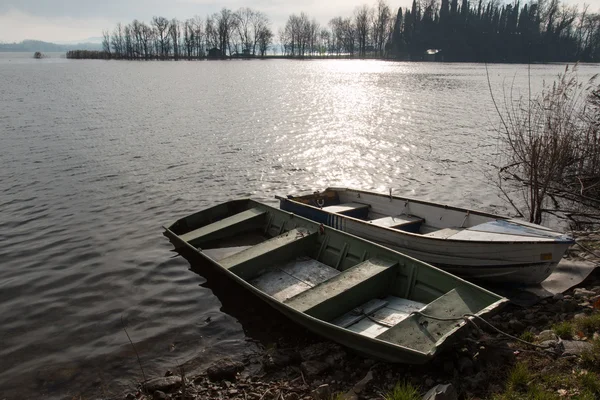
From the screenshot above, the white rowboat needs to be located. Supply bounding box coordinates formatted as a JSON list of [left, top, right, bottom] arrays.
[[278, 188, 574, 285]]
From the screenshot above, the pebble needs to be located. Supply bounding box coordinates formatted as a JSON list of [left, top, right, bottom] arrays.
[[153, 391, 168, 400], [553, 293, 565, 301], [562, 300, 579, 312], [443, 360, 455, 375], [300, 343, 337, 361], [562, 340, 594, 356], [311, 384, 331, 399], [574, 288, 596, 298], [422, 383, 458, 400], [537, 330, 558, 342], [206, 359, 244, 381], [301, 360, 330, 377], [509, 319, 526, 331], [144, 376, 182, 393], [457, 357, 474, 373], [465, 371, 487, 388]]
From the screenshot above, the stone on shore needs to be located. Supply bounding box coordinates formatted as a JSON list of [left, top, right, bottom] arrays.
[[301, 360, 330, 377], [574, 288, 596, 298], [144, 376, 182, 393], [300, 342, 339, 361], [206, 359, 244, 381], [423, 383, 458, 400], [537, 330, 558, 342], [509, 319, 526, 331], [561, 340, 594, 356], [311, 383, 331, 399]]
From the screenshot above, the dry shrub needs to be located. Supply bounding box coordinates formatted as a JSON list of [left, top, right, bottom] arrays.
[[490, 65, 600, 227]]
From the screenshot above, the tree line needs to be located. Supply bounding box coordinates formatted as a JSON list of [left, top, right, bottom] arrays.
[[97, 7, 273, 60], [81, 0, 600, 62], [391, 0, 600, 62]]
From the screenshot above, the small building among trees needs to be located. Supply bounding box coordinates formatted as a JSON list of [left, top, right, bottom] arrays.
[[207, 47, 224, 58]]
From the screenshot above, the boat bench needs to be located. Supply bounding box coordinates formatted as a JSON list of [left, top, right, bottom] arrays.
[[375, 287, 492, 353], [222, 228, 318, 280], [369, 215, 424, 233], [284, 257, 398, 321], [179, 207, 267, 247], [322, 202, 370, 219]]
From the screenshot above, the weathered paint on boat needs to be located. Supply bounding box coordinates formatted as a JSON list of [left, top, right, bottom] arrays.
[[278, 188, 574, 285], [164, 199, 507, 364]]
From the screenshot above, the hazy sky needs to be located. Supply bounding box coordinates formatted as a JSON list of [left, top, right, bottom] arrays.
[[1, 0, 599, 43]]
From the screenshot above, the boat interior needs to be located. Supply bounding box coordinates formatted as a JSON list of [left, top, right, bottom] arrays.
[[284, 189, 569, 241], [166, 200, 502, 353]]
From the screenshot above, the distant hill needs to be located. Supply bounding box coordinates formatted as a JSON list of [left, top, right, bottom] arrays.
[[0, 40, 102, 52]]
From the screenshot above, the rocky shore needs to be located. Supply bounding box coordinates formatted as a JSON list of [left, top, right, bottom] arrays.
[[124, 233, 600, 400]]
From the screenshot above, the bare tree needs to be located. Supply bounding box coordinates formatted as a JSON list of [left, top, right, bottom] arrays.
[[373, 0, 392, 57], [102, 30, 111, 55], [491, 65, 600, 225], [124, 25, 133, 59], [111, 23, 125, 58], [251, 11, 271, 55], [235, 7, 254, 54], [320, 28, 331, 55], [355, 5, 371, 57], [214, 8, 237, 56], [169, 18, 181, 59], [329, 17, 345, 55], [257, 26, 273, 56], [152, 16, 171, 58], [191, 15, 205, 57], [206, 16, 219, 50]]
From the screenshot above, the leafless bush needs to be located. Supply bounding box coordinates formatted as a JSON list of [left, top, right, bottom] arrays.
[[489, 65, 600, 227]]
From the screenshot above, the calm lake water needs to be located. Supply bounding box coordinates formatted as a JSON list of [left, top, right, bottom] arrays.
[[1, 52, 598, 398]]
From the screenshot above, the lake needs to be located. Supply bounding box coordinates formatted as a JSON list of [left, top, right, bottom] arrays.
[[0, 53, 597, 399]]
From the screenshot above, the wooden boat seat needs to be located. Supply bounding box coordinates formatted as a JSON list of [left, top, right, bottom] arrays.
[[223, 228, 318, 280], [249, 258, 340, 302], [322, 202, 370, 219], [331, 296, 426, 338], [284, 257, 398, 321], [179, 207, 267, 247], [375, 287, 493, 353], [369, 215, 424, 233]]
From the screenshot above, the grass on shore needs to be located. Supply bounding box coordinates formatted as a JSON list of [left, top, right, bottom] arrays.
[[381, 381, 421, 400], [493, 310, 600, 400], [492, 334, 600, 400], [552, 321, 574, 339], [575, 314, 600, 335]]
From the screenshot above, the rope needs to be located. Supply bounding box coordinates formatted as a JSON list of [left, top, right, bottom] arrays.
[[409, 311, 552, 350], [356, 309, 554, 351], [574, 239, 600, 264], [363, 313, 394, 328]]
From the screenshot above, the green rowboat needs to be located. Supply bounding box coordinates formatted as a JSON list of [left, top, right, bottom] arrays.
[[163, 199, 507, 364]]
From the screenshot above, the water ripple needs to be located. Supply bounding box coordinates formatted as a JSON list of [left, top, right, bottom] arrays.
[[1, 56, 598, 399]]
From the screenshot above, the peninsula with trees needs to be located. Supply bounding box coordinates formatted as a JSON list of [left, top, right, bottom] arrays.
[[66, 0, 600, 62]]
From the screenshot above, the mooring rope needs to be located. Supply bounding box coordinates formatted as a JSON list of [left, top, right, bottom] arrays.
[[574, 239, 600, 265], [409, 311, 552, 349]]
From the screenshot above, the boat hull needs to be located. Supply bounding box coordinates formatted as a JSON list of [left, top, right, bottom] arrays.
[[164, 199, 507, 363], [279, 189, 573, 285]]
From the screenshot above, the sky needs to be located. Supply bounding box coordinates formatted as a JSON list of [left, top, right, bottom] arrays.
[[1, 0, 599, 43]]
